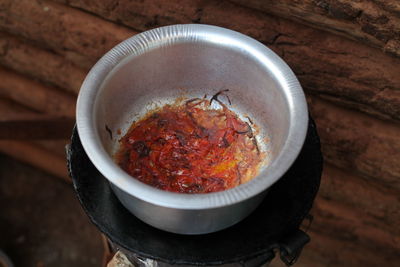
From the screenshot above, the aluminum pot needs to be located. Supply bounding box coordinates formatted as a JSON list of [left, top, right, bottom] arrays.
[[76, 24, 308, 234]]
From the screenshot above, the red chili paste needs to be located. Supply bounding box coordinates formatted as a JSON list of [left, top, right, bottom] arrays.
[[115, 97, 263, 193]]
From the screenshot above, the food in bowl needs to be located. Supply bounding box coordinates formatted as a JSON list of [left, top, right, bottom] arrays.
[[115, 91, 266, 193]]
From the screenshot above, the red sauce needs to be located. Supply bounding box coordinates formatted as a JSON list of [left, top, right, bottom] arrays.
[[115, 98, 263, 193]]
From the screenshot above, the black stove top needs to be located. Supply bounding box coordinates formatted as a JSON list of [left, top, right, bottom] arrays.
[[67, 118, 322, 266]]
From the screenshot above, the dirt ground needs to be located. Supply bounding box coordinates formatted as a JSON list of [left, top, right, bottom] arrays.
[[0, 154, 103, 267]]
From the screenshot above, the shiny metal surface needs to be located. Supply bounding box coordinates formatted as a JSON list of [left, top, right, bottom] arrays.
[[76, 24, 308, 234]]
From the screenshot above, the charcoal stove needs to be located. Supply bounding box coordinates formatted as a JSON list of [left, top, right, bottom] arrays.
[[67, 118, 322, 266]]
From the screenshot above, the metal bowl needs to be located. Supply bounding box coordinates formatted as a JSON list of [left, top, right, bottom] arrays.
[[76, 24, 308, 234]]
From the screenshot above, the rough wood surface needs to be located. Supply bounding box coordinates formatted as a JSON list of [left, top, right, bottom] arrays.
[[0, 96, 36, 115], [0, 97, 71, 180], [312, 197, 400, 251], [0, 67, 76, 116], [0, 140, 70, 182], [309, 96, 400, 190], [230, 0, 400, 58], [296, 229, 400, 267], [306, 197, 400, 266], [0, 32, 87, 94], [0, 0, 135, 61], [33, 140, 70, 158], [320, 164, 400, 230], [0, 114, 75, 139]]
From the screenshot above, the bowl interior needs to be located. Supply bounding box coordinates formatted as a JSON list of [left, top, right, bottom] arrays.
[[96, 42, 290, 169]]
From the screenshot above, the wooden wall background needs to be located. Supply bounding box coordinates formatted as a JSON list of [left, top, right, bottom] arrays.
[[0, 0, 399, 266]]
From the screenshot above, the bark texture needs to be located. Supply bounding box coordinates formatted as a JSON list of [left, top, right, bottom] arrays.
[[230, 0, 400, 58]]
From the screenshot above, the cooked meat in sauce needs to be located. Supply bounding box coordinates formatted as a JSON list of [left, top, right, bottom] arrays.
[[115, 96, 264, 193]]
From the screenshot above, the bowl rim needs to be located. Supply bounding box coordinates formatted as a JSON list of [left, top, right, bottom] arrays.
[[76, 24, 308, 210]]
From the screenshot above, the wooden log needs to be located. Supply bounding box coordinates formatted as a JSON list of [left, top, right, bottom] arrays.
[[309, 96, 400, 190], [302, 197, 400, 266], [0, 32, 87, 94], [311, 197, 400, 250], [297, 230, 400, 267], [0, 87, 71, 181], [200, 1, 400, 121], [0, 86, 75, 140], [229, 0, 400, 58], [0, 96, 36, 114], [57, 49, 97, 70], [0, 140, 70, 183], [0, 114, 75, 139], [320, 164, 400, 229], [0, 0, 136, 61], [52, 0, 202, 32], [50, 0, 400, 122], [33, 140, 70, 158], [0, 67, 76, 116]]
